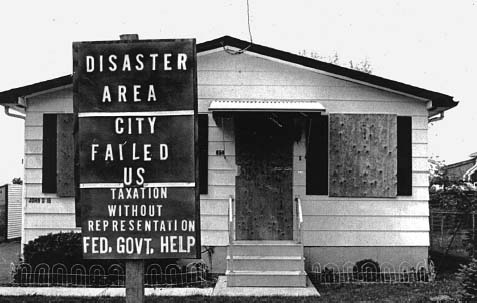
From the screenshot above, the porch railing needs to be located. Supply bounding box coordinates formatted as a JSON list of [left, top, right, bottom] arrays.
[[295, 197, 304, 244], [228, 195, 235, 272], [228, 195, 235, 244]]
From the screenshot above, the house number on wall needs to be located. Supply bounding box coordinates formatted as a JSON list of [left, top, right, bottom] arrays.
[[28, 197, 51, 204]]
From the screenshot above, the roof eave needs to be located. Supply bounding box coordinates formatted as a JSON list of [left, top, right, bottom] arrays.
[[0, 36, 457, 114], [0, 75, 72, 105]]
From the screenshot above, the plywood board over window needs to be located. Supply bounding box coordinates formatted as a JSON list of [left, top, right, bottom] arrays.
[[329, 114, 397, 198]]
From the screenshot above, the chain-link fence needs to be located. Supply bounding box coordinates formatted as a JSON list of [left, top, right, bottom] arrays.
[[430, 211, 477, 258]]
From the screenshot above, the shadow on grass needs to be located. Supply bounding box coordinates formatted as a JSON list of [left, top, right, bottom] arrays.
[[430, 250, 470, 274]]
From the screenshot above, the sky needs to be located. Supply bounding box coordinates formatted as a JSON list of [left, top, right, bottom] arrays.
[[0, 0, 475, 184]]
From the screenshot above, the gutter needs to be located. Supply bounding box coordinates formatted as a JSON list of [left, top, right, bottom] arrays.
[[4, 106, 25, 120], [428, 112, 444, 123]]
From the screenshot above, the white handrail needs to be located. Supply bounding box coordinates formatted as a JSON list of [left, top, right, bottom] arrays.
[[228, 195, 234, 223], [295, 197, 304, 243], [297, 197, 303, 225], [228, 195, 235, 272], [228, 195, 234, 244]]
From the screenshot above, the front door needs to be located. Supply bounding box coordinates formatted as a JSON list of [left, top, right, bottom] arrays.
[[235, 113, 293, 240]]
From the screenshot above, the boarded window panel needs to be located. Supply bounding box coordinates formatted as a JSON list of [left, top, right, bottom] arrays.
[[397, 116, 412, 195], [329, 114, 397, 198], [57, 114, 75, 197], [42, 114, 57, 193], [199, 114, 208, 194], [306, 114, 328, 195]]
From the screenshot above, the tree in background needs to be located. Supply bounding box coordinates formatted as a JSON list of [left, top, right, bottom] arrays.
[[298, 50, 373, 74], [428, 156, 477, 211], [429, 156, 450, 189], [12, 177, 22, 185]]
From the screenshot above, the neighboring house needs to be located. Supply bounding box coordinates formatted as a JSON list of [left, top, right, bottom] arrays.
[[443, 153, 477, 182], [0, 184, 22, 242], [0, 36, 457, 286]]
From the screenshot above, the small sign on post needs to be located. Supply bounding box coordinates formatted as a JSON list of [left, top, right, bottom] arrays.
[[73, 36, 199, 302]]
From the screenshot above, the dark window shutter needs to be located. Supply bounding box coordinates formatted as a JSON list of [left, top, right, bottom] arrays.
[[397, 116, 412, 195], [42, 113, 75, 197], [306, 114, 328, 195], [199, 114, 208, 194], [56, 114, 75, 197], [42, 114, 57, 193]]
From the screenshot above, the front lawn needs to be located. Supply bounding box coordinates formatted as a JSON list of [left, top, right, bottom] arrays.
[[318, 274, 460, 302], [0, 273, 462, 302]]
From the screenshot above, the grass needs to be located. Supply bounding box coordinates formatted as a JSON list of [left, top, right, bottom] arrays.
[[0, 251, 466, 302], [0, 275, 462, 302], [318, 274, 461, 302]]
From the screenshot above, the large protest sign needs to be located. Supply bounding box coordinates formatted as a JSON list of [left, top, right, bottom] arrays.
[[73, 39, 199, 259]]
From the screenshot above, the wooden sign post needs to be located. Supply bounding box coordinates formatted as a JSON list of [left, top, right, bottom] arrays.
[[126, 260, 144, 303], [73, 35, 199, 303]]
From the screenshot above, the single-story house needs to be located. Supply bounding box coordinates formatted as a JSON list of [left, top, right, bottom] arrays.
[[442, 152, 477, 182], [0, 36, 457, 287]]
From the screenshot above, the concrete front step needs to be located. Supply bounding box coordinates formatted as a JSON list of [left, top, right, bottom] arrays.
[[229, 241, 303, 257], [227, 255, 304, 271], [226, 241, 306, 287], [226, 270, 307, 287]]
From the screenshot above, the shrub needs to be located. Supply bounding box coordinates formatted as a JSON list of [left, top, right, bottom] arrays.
[[353, 259, 380, 282], [22, 232, 85, 267], [458, 258, 477, 299], [20, 232, 177, 268], [13, 232, 183, 286]]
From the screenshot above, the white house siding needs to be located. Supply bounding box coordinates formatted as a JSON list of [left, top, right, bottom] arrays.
[[196, 50, 430, 266], [23, 88, 79, 245], [294, 116, 429, 247], [22, 49, 430, 268]]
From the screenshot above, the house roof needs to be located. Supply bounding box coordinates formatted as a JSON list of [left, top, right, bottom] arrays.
[[444, 158, 475, 170], [0, 35, 457, 115]]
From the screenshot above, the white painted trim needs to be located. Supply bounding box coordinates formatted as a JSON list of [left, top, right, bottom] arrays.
[[249, 51, 430, 102], [80, 183, 124, 188], [197, 47, 228, 56], [24, 84, 72, 98], [19, 45, 431, 104], [202, 46, 429, 102], [209, 100, 326, 112], [144, 182, 195, 187], [78, 110, 194, 117], [80, 182, 195, 189], [17, 97, 26, 107]]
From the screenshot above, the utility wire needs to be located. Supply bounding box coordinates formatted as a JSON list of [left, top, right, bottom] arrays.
[[246, 0, 253, 44], [223, 0, 253, 55]]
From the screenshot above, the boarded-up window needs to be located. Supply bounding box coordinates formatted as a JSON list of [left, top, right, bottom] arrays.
[[329, 114, 397, 198], [306, 114, 328, 195], [397, 116, 412, 195], [199, 114, 208, 194], [42, 113, 75, 197]]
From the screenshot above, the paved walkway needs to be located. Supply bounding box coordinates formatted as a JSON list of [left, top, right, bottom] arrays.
[[0, 240, 20, 284], [212, 276, 319, 296]]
